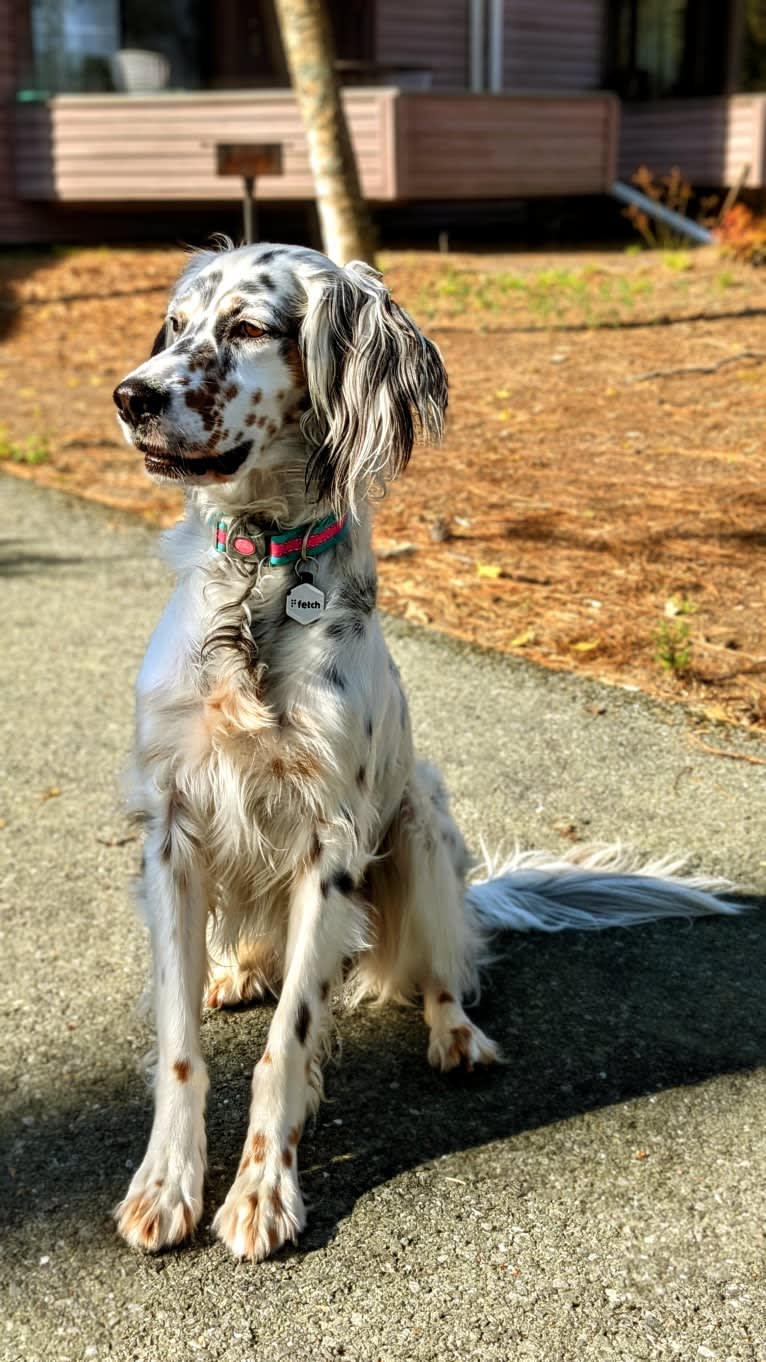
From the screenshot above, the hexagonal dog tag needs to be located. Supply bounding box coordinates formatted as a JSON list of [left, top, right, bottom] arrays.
[[285, 581, 326, 625]]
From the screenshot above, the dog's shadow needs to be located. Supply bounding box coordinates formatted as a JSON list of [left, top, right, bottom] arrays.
[[4, 905, 764, 1253]]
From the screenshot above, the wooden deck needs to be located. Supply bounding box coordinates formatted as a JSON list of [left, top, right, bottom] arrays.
[[9, 89, 618, 214], [619, 96, 766, 188]]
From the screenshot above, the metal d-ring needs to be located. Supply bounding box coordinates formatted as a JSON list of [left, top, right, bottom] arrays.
[[295, 555, 318, 584], [296, 521, 319, 582]]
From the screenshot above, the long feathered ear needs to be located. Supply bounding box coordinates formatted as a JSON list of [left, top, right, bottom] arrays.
[[299, 260, 448, 513]]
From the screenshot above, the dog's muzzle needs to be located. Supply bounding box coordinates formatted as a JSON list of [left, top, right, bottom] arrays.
[[113, 376, 251, 481]]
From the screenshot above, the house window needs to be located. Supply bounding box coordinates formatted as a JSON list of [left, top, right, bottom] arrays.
[[23, 0, 375, 95], [25, 0, 204, 93], [742, 0, 766, 91], [605, 0, 731, 99]]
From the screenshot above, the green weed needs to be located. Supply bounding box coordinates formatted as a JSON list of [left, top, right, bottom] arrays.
[[0, 430, 51, 464], [662, 250, 693, 272], [654, 619, 693, 673]]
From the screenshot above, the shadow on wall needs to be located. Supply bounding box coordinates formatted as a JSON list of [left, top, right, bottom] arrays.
[[2, 902, 764, 1251]]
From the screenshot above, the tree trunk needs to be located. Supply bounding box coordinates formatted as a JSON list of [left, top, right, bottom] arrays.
[[274, 0, 376, 265]]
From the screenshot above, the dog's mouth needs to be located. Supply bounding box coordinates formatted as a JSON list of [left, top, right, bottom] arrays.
[[138, 440, 252, 483]]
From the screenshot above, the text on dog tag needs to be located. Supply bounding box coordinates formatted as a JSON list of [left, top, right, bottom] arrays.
[[286, 582, 326, 625]]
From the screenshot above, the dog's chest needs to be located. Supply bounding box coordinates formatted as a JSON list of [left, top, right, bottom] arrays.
[[137, 573, 347, 836]]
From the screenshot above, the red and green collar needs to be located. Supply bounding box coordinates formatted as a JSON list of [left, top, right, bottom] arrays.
[[214, 512, 349, 566]]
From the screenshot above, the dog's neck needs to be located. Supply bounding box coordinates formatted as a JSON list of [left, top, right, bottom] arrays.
[[189, 424, 338, 529]]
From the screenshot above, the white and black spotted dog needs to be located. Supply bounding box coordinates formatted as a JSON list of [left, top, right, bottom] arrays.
[[113, 240, 736, 1262]]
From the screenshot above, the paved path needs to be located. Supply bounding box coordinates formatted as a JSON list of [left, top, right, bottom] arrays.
[[2, 476, 765, 1362]]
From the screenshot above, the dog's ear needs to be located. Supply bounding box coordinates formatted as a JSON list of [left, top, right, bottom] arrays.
[[299, 260, 448, 513]]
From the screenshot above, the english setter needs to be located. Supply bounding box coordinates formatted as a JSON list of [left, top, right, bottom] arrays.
[[112, 241, 734, 1261]]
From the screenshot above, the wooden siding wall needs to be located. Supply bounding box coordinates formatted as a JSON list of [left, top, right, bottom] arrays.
[[619, 97, 766, 187], [375, 0, 468, 89], [505, 0, 605, 92], [395, 93, 618, 198], [15, 91, 397, 202]]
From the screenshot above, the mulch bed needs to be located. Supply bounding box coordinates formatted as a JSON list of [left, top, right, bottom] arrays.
[[2, 244, 765, 732]]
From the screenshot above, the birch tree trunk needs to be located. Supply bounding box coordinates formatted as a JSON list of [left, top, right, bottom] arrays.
[[274, 0, 376, 264]]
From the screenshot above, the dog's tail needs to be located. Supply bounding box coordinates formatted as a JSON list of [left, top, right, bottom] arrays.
[[465, 844, 742, 934]]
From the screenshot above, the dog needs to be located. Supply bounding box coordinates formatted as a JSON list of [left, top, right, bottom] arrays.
[[112, 240, 737, 1262]]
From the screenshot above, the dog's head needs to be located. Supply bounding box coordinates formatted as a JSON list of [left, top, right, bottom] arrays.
[[113, 241, 447, 514]]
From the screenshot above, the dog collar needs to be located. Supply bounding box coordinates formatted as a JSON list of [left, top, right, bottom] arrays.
[[214, 512, 349, 566]]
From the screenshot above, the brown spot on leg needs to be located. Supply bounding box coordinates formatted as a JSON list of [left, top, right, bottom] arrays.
[[261, 1050, 272, 1066], [438, 990, 455, 1005], [448, 1025, 476, 1071], [282, 1147, 293, 1168], [270, 1187, 283, 1215], [250, 1131, 267, 1162], [288, 1125, 300, 1146], [173, 1059, 191, 1083]]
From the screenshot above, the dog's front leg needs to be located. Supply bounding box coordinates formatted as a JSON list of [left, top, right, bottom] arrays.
[[116, 787, 209, 1250], [214, 860, 357, 1261]]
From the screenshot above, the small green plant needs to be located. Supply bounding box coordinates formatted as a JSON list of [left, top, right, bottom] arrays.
[[662, 250, 693, 272], [0, 430, 51, 464], [665, 594, 696, 617], [654, 618, 693, 674]]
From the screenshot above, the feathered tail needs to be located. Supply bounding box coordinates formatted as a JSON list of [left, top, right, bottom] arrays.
[[466, 844, 741, 934]]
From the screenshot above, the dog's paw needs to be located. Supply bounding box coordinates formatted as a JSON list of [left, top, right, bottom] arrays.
[[213, 1148, 305, 1261], [205, 942, 280, 1010], [205, 966, 269, 1010], [428, 1019, 499, 1073], [115, 1158, 203, 1252]]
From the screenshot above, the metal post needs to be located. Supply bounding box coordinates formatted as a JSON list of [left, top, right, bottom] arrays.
[[242, 175, 256, 244], [611, 181, 714, 246]]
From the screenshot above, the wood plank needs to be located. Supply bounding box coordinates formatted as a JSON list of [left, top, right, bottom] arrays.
[[15, 90, 394, 201], [619, 97, 766, 186]]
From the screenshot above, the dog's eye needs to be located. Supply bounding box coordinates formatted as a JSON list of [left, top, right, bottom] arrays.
[[235, 321, 268, 340], [168, 316, 182, 334]]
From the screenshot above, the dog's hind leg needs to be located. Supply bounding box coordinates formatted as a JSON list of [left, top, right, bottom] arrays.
[[115, 783, 210, 1251], [213, 850, 364, 1261], [362, 760, 499, 1072]]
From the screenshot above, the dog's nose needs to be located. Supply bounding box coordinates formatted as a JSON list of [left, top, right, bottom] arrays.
[[113, 379, 168, 426]]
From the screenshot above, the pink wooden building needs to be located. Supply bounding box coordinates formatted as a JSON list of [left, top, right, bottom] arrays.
[[0, 0, 764, 244]]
